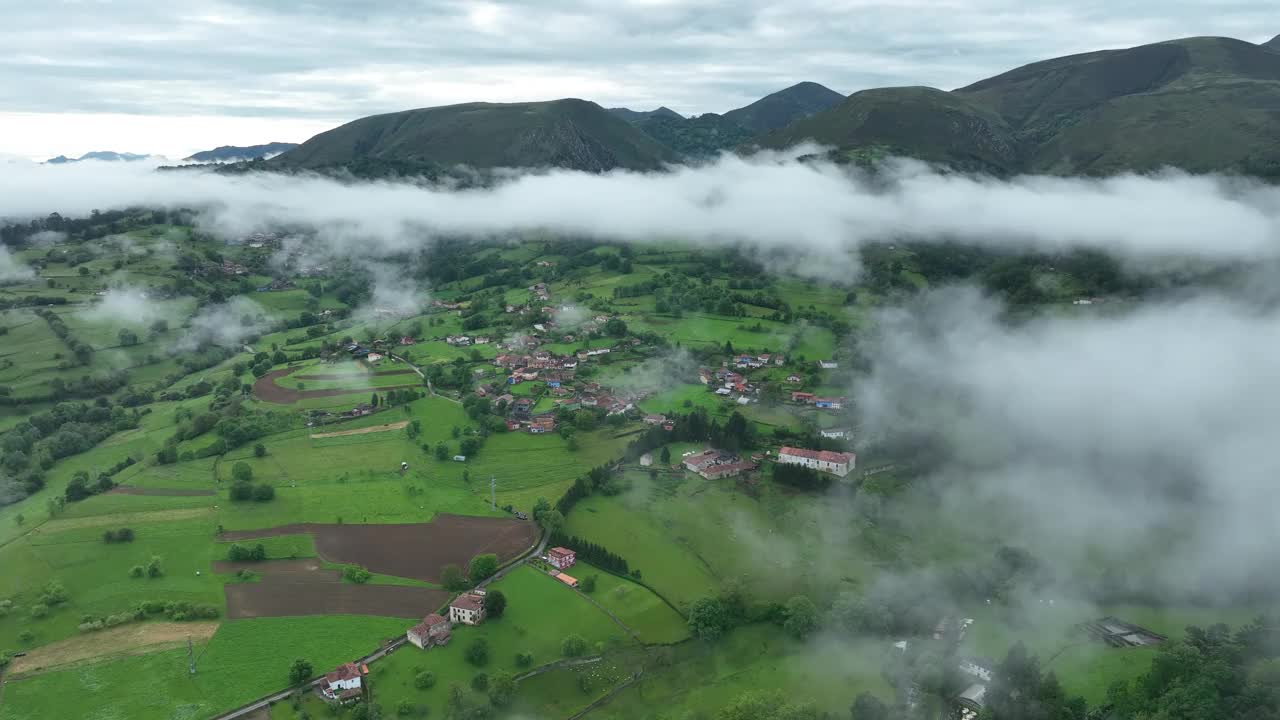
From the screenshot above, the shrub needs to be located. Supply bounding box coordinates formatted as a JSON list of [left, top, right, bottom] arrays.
[[29, 603, 48, 619], [561, 634, 587, 658], [129, 564, 145, 578], [482, 589, 506, 619], [252, 483, 275, 502], [231, 462, 253, 483], [230, 481, 253, 501], [465, 638, 489, 667], [17, 630, 34, 645], [470, 673, 489, 692], [146, 556, 163, 578], [581, 575, 597, 593], [468, 554, 498, 582], [344, 565, 372, 584], [515, 651, 533, 668], [414, 670, 436, 689], [289, 658, 314, 686], [254, 443, 266, 457], [103, 528, 135, 543]]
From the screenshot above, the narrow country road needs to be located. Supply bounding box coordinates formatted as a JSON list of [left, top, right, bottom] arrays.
[[390, 352, 460, 405]]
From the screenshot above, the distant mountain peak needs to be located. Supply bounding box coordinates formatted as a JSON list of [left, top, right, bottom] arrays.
[[45, 151, 150, 164], [1264, 34, 1280, 51], [184, 142, 299, 163], [722, 82, 845, 134], [607, 106, 684, 124]]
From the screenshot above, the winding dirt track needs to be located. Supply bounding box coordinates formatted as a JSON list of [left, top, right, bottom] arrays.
[[295, 369, 417, 381], [252, 367, 420, 405]]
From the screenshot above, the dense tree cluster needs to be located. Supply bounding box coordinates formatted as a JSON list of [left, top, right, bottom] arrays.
[[772, 462, 831, 491]]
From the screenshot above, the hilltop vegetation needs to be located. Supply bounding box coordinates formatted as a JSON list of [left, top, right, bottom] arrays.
[[765, 36, 1280, 176], [273, 99, 679, 175]]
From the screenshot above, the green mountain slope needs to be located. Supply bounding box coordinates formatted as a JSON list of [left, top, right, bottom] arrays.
[[759, 86, 1021, 173], [635, 113, 754, 158], [722, 82, 845, 133], [274, 99, 679, 173], [761, 36, 1280, 176]]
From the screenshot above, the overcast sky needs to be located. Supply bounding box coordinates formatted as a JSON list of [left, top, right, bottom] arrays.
[[0, 0, 1273, 160]]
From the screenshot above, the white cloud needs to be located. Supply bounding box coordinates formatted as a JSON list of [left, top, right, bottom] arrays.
[[0, 245, 34, 284], [856, 287, 1280, 599], [2, 156, 1279, 281], [78, 287, 166, 327]]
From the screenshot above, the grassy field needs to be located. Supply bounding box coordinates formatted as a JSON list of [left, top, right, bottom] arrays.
[[580, 564, 690, 644], [0, 615, 411, 720], [591, 624, 894, 720], [564, 470, 880, 609]]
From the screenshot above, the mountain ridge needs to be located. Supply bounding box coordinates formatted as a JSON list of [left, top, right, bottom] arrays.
[[185, 142, 298, 162], [722, 82, 845, 133], [273, 98, 678, 174]]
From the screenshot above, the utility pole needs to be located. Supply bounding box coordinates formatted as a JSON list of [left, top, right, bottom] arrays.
[[490, 475, 496, 510], [187, 636, 196, 675]]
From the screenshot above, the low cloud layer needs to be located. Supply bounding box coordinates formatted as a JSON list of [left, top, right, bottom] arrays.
[[0, 245, 34, 284], [180, 297, 271, 351], [79, 287, 166, 327], [856, 287, 1280, 600], [3, 157, 1280, 280]]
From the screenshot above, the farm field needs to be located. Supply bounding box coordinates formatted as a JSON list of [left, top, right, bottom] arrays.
[[0, 615, 411, 720], [270, 565, 636, 720], [578, 564, 690, 644]]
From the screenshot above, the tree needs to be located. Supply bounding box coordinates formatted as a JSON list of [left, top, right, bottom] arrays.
[[252, 483, 275, 501], [483, 589, 507, 618], [414, 670, 436, 689], [434, 443, 449, 461], [688, 597, 731, 640], [129, 565, 144, 578], [470, 673, 489, 692], [465, 638, 490, 666], [351, 702, 382, 720], [441, 564, 468, 591], [783, 595, 819, 639], [660, 446, 671, 464], [230, 481, 253, 502], [488, 672, 516, 708], [344, 565, 372, 584], [18, 630, 35, 645], [581, 575, 598, 593], [14, 513, 23, 527], [515, 651, 534, 667], [231, 462, 253, 483], [561, 634, 588, 658], [850, 692, 890, 720], [146, 555, 164, 578], [539, 509, 564, 533], [469, 554, 499, 582], [254, 443, 266, 457], [118, 328, 139, 346], [288, 658, 314, 686], [604, 318, 628, 337]]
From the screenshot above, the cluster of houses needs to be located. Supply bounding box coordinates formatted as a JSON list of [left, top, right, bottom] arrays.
[[681, 449, 758, 480], [445, 335, 492, 346], [790, 392, 847, 410], [699, 367, 760, 406], [240, 231, 284, 249], [733, 353, 785, 369], [777, 446, 856, 477]]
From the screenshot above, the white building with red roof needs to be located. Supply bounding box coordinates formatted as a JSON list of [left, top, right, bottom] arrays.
[[449, 591, 487, 625], [546, 546, 576, 570], [322, 662, 367, 702], [777, 447, 856, 477], [406, 613, 451, 649]]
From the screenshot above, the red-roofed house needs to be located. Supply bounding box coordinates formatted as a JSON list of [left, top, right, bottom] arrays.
[[791, 392, 816, 404], [449, 591, 486, 625], [322, 662, 367, 702], [701, 462, 757, 480], [406, 613, 451, 649], [547, 546, 576, 570], [777, 447, 856, 477]]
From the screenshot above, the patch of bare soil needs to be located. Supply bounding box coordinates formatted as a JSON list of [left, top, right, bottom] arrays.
[[8, 621, 219, 676], [309, 421, 409, 439]]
